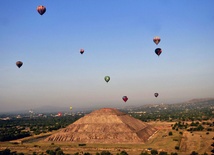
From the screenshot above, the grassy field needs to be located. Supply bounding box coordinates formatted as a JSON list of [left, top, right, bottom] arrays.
[[0, 121, 213, 155]]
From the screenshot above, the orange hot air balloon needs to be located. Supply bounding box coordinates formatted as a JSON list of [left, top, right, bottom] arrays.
[[153, 36, 161, 45]]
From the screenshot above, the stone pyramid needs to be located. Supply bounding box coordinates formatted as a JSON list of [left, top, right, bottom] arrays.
[[44, 108, 157, 143]]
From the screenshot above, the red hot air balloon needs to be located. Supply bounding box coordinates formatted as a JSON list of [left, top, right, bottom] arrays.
[[16, 61, 23, 68], [155, 48, 162, 56], [122, 96, 128, 102], [154, 93, 159, 97], [153, 36, 161, 45], [37, 5, 46, 15], [80, 49, 84, 54]]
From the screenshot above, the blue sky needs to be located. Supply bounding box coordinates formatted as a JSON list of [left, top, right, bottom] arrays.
[[0, 0, 214, 113]]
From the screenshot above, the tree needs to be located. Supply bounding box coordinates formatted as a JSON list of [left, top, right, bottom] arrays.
[[100, 151, 112, 155], [151, 149, 158, 155], [159, 152, 168, 155], [197, 124, 204, 131], [140, 152, 149, 155], [168, 131, 173, 136], [56, 150, 64, 155], [47, 150, 55, 155], [175, 146, 179, 150], [0, 149, 11, 155], [190, 151, 198, 155], [118, 151, 128, 155]]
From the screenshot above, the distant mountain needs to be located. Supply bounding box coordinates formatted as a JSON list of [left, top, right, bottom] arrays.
[[119, 98, 214, 112], [1, 98, 213, 115], [187, 98, 214, 103]]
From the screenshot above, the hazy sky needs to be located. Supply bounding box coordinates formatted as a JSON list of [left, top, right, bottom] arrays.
[[0, 0, 214, 113]]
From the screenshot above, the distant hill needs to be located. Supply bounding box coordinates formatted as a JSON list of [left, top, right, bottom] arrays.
[[1, 98, 214, 115], [119, 98, 214, 113], [187, 98, 214, 103]]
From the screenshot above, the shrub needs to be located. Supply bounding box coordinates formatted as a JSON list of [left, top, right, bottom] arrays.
[[175, 146, 179, 150], [100, 150, 112, 155], [119, 150, 128, 155], [190, 151, 198, 155], [159, 151, 168, 155], [140, 152, 149, 155], [151, 149, 158, 155]]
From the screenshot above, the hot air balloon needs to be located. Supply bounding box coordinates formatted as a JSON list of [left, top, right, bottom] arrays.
[[80, 49, 84, 54], [153, 36, 161, 45], [122, 96, 128, 102], [16, 61, 23, 68], [104, 76, 110, 83], [155, 48, 162, 56], [37, 5, 46, 15], [154, 93, 159, 97]]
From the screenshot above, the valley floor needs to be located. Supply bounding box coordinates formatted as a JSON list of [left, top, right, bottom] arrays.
[[0, 121, 213, 155]]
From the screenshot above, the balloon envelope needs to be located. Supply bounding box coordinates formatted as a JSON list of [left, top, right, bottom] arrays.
[[122, 96, 128, 102], [16, 61, 23, 68], [37, 5, 46, 15], [104, 76, 110, 83], [154, 93, 159, 97], [155, 48, 162, 56], [80, 49, 84, 54], [153, 36, 161, 45]]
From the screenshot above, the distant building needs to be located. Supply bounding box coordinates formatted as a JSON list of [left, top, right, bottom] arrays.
[[0, 117, 10, 120]]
